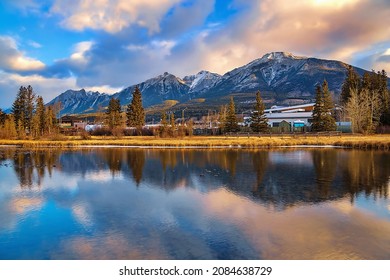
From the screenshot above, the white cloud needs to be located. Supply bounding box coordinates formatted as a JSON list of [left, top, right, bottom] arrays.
[[69, 41, 94, 65], [51, 0, 182, 33], [7, 0, 42, 13], [0, 36, 45, 71], [188, 0, 390, 75], [126, 40, 176, 57], [0, 70, 77, 108], [28, 40, 42, 48], [84, 85, 123, 94]]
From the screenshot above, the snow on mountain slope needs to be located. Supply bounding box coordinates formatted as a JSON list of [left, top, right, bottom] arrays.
[[47, 89, 110, 115], [114, 72, 190, 107], [47, 52, 376, 114], [183, 70, 221, 96]]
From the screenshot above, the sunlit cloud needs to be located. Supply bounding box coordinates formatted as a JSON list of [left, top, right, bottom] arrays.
[[194, 0, 390, 74], [202, 188, 390, 259], [59, 233, 167, 259], [69, 41, 94, 65], [0, 36, 45, 72], [1, 0, 390, 109], [0, 71, 77, 107], [84, 170, 122, 182], [10, 197, 43, 214], [83, 85, 123, 94], [72, 205, 93, 228], [51, 0, 182, 33]]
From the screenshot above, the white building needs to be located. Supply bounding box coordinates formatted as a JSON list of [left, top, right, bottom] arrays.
[[265, 103, 315, 131]]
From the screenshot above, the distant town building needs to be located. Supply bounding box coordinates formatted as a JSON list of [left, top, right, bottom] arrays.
[[265, 103, 315, 131]]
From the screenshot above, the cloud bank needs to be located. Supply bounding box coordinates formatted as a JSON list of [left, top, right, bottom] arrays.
[[0, 0, 389, 108]]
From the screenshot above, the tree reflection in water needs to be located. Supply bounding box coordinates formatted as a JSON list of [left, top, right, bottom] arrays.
[[1, 147, 389, 206]]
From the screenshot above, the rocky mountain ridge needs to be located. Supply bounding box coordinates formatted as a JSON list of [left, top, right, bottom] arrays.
[[48, 52, 371, 115]]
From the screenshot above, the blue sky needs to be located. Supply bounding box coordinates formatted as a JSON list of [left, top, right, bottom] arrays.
[[1, 0, 390, 109]]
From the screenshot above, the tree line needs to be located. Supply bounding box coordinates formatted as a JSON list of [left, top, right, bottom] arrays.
[[341, 67, 389, 133], [1, 67, 388, 139], [0, 86, 58, 139]]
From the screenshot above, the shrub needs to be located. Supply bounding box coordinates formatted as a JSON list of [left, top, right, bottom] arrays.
[[90, 127, 112, 136], [112, 127, 124, 138], [78, 130, 91, 140]]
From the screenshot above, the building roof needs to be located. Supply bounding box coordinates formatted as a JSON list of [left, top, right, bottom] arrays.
[[265, 103, 315, 113], [265, 112, 313, 119]]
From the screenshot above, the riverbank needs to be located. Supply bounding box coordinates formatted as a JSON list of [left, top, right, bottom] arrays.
[[0, 134, 390, 150]]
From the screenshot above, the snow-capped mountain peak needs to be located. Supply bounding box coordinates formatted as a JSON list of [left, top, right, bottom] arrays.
[[46, 52, 375, 115], [260, 52, 307, 62], [182, 70, 221, 95]]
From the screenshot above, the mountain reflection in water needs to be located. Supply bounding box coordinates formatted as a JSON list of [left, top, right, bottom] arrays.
[[0, 148, 389, 259]]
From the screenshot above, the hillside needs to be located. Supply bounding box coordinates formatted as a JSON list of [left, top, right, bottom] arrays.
[[47, 52, 376, 115]]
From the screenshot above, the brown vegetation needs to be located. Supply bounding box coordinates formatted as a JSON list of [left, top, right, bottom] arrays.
[[0, 134, 389, 150]]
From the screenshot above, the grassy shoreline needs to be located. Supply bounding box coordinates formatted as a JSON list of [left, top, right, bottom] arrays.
[[0, 134, 390, 150]]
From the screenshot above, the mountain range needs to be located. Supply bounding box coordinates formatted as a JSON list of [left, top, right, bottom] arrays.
[[48, 52, 371, 115]]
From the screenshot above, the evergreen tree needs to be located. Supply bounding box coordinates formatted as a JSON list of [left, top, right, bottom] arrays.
[[12, 86, 27, 134], [311, 80, 337, 132], [106, 98, 122, 129], [31, 113, 40, 138], [17, 118, 25, 138], [321, 80, 337, 131], [159, 111, 168, 137], [218, 105, 227, 131], [0, 109, 5, 126], [11, 85, 36, 135], [250, 90, 269, 132], [25, 85, 35, 133], [35, 96, 45, 136], [311, 85, 323, 132], [169, 112, 176, 137], [126, 86, 145, 130], [378, 70, 390, 126], [224, 97, 240, 133], [341, 66, 360, 104], [45, 106, 57, 135], [343, 69, 389, 131]]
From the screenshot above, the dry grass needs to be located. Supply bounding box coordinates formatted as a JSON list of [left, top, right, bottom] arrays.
[[0, 134, 390, 150]]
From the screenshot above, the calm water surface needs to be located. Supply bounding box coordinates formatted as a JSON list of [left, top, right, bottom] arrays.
[[0, 147, 389, 260]]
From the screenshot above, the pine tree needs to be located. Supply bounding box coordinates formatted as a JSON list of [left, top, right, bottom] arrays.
[[126, 86, 145, 131], [311, 85, 323, 132], [106, 98, 122, 129], [341, 66, 360, 104], [343, 69, 388, 131], [379, 70, 390, 126], [224, 97, 240, 133], [45, 106, 57, 135], [0, 109, 5, 126], [218, 105, 227, 131], [321, 80, 337, 131], [11, 85, 36, 135], [159, 111, 168, 137], [12, 86, 27, 134], [31, 113, 40, 139], [169, 112, 176, 137], [312, 80, 336, 132], [35, 96, 45, 136], [250, 90, 269, 133], [25, 85, 35, 133]]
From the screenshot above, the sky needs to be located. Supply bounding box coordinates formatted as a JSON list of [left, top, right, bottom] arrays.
[[1, 0, 390, 109]]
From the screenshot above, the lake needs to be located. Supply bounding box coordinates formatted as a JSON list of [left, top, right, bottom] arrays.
[[0, 147, 389, 260]]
